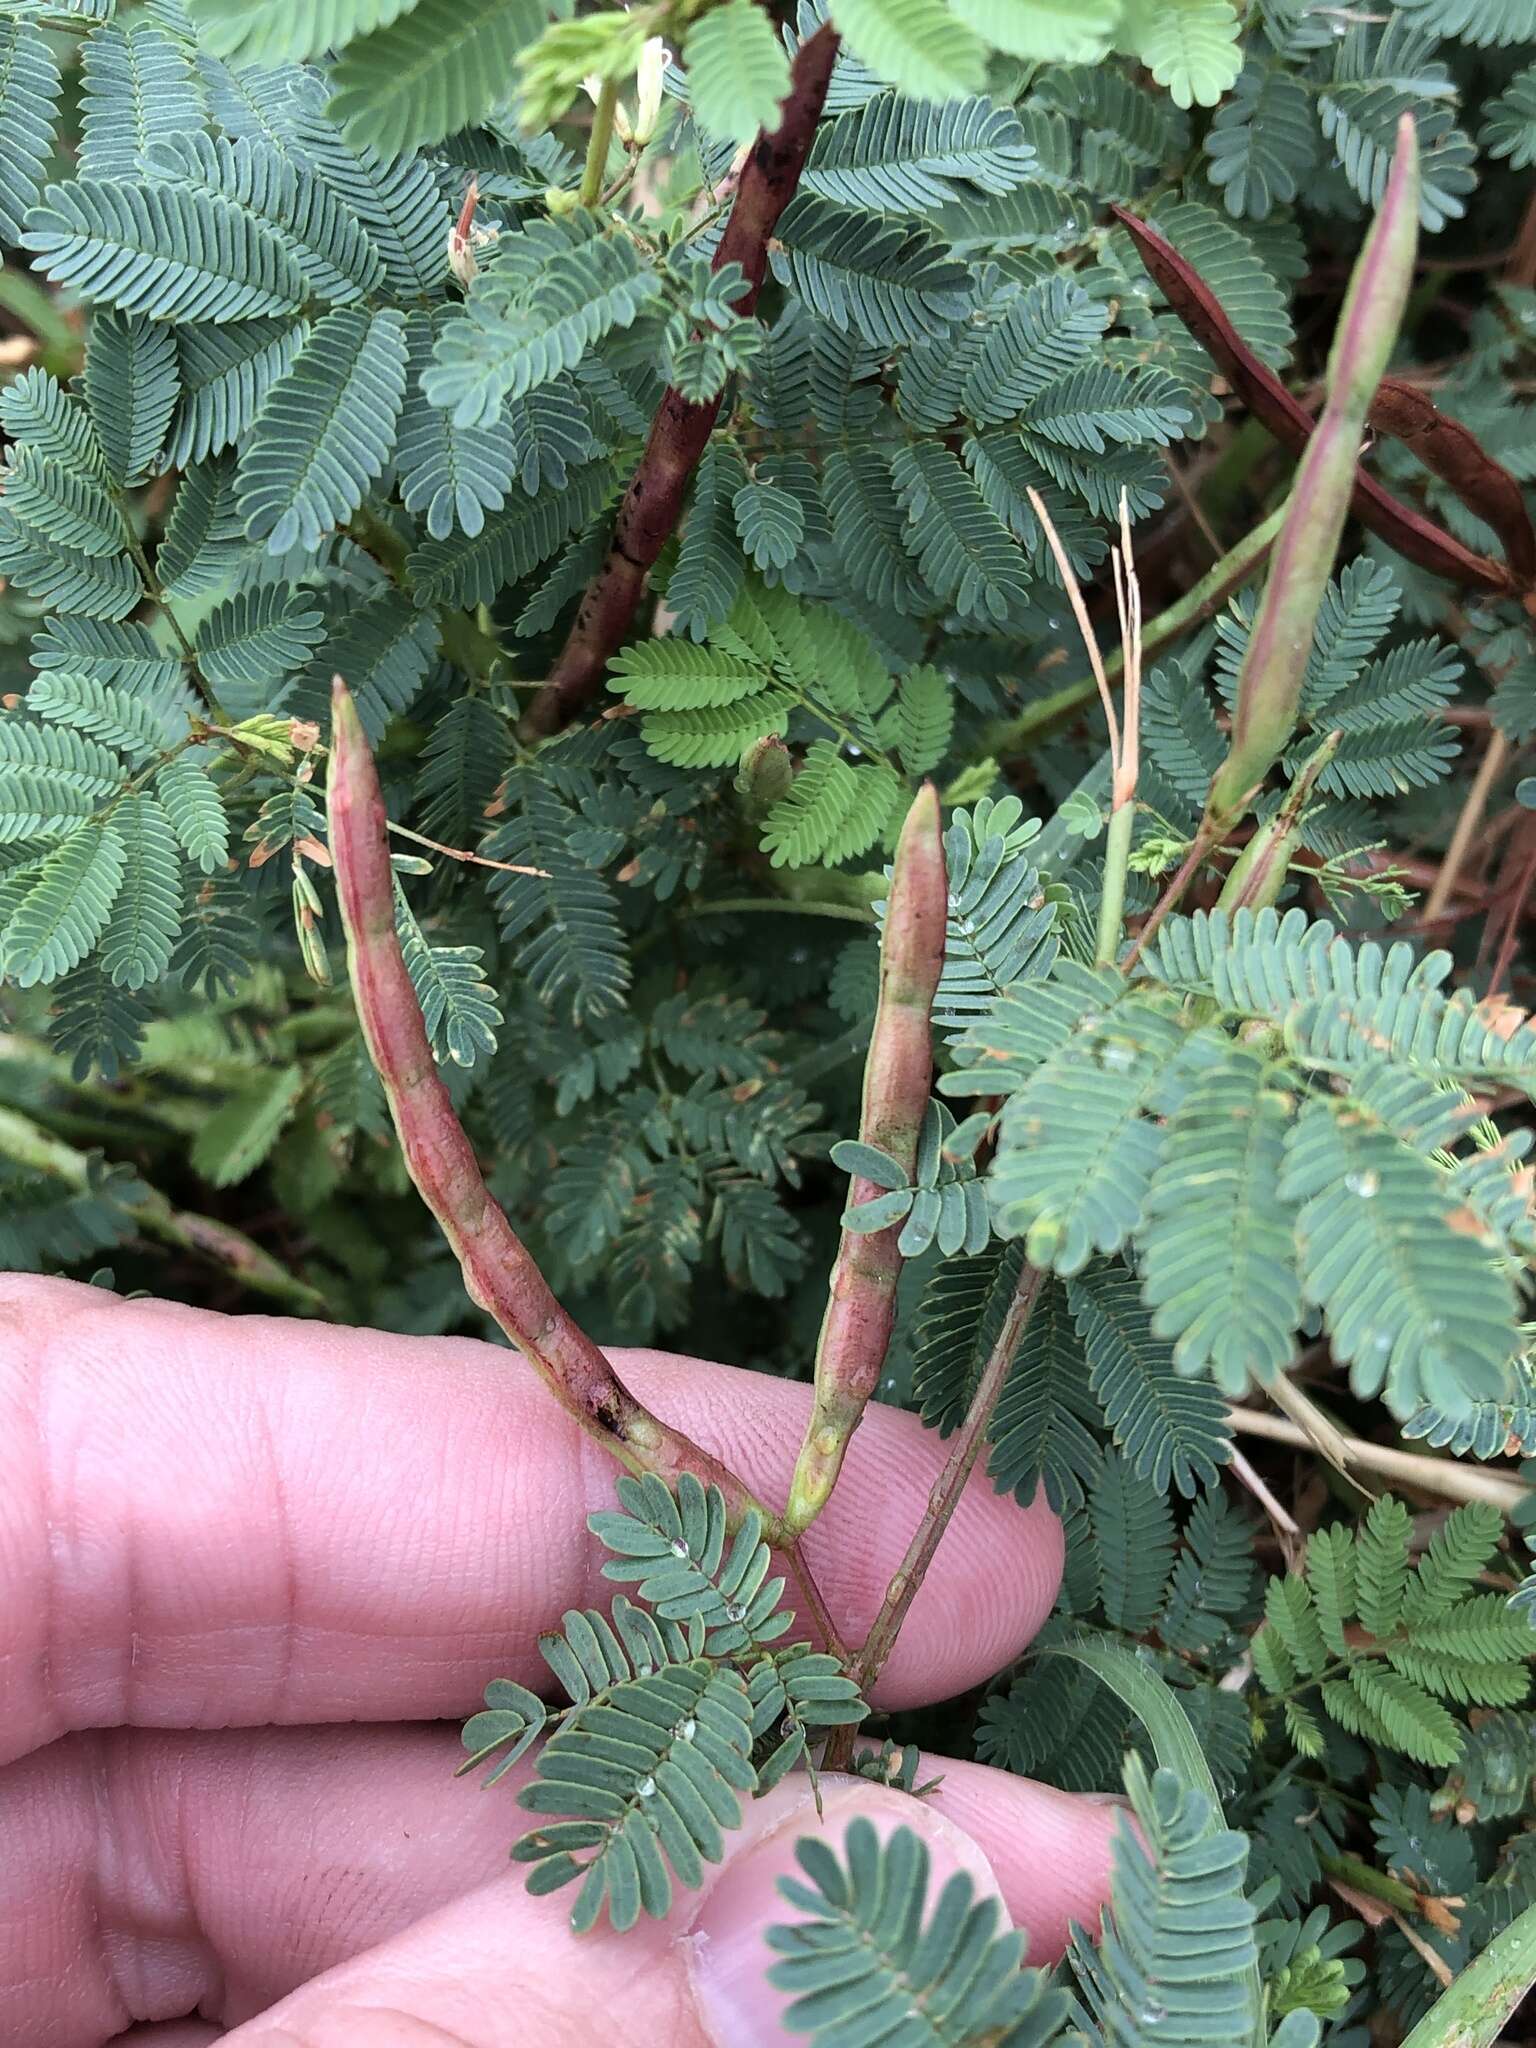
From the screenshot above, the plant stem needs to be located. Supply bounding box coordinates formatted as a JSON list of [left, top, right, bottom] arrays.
[[975, 502, 1286, 765], [0, 1104, 327, 1314], [520, 23, 840, 740], [783, 1537, 850, 1666], [1096, 797, 1136, 965], [1228, 1406, 1530, 1512], [690, 895, 875, 925], [1111, 198, 1513, 600], [783, 786, 948, 1536], [580, 78, 621, 209], [1120, 824, 1219, 972], [850, 1262, 1044, 1699], [1421, 727, 1510, 925], [326, 677, 770, 1518]]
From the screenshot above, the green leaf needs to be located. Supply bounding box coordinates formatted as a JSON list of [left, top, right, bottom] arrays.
[[1278, 1096, 1519, 1421], [396, 892, 502, 1069], [236, 306, 408, 555], [767, 1814, 1069, 2047], [1, 822, 127, 989], [148, 131, 387, 307], [23, 178, 306, 325], [77, 20, 207, 181], [1204, 60, 1319, 219], [773, 195, 973, 350], [1483, 62, 1536, 169], [685, 1, 791, 148], [950, 0, 1120, 62], [396, 308, 516, 542], [328, 0, 546, 158], [759, 742, 904, 868], [889, 440, 1031, 625], [0, 721, 125, 843], [1140, 1038, 1302, 1390], [27, 673, 181, 767], [804, 92, 1034, 212], [186, 0, 415, 65], [191, 1065, 304, 1187], [97, 793, 181, 993], [156, 755, 229, 875], [196, 585, 325, 696], [0, 21, 62, 246], [1, 450, 124, 559], [825, 0, 987, 100], [1117, 0, 1243, 110], [732, 475, 804, 575], [515, 1658, 756, 1931], [165, 319, 306, 471], [84, 312, 180, 489], [1069, 1261, 1232, 1497], [426, 225, 661, 431]]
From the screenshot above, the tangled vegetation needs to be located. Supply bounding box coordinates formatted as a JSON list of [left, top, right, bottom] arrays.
[[4, 0, 1536, 2039]]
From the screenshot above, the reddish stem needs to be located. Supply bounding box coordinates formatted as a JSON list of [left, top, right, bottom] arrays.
[[519, 24, 840, 742], [327, 677, 762, 1516], [1112, 206, 1517, 599]]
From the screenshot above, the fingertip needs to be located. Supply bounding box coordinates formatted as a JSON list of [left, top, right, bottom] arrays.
[[918, 1756, 1124, 1962]]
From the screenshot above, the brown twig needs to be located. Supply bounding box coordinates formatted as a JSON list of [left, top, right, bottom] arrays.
[[327, 675, 767, 1517], [1112, 205, 1518, 598], [519, 24, 840, 741], [783, 785, 948, 1536], [850, 1262, 1045, 1700], [1420, 727, 1511, 926]]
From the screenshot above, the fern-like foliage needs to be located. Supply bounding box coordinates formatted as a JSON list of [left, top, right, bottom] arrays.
[[1251, 1499, 1531, 1768], [768, 1815, 1074, 2048], [465, 1475, 866, 1933]]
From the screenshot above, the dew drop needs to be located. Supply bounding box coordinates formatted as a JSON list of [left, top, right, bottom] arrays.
[[1345, 1169, 1380, 1198], [670, 1538, 690, 1559], [676, 1717, 697, 1743], [1098, 1040, 1135, 1072], [636, 1775, 657, 1798], [724, 1601, 747, 1623]]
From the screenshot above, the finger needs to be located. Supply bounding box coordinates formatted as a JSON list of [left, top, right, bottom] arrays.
[[4, 1724, 1120, 2043], [112, 2029, 222, 2047], [1, 1276, 1060, 1763], [218, 1776, 1060, 2048]]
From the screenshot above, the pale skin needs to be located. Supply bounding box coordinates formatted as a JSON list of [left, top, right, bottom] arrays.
[[0, 1275, 1126, 2046]]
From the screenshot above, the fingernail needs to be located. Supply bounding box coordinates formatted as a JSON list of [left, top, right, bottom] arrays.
[[686, 1780, 999, 2047]]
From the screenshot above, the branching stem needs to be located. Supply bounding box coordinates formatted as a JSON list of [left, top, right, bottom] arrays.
[[847, 1262, 1044, 1708], [521, 25, 840, 740]]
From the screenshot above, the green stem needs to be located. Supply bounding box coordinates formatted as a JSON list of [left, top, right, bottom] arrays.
[[1095, 801, 1136, 966], [1319, 1853, 1432, 1921], [691, 896, 875, 925], [580, 78, 621, 209], [0, 1104, 327, 1314], [975, 502, 1287, 764]]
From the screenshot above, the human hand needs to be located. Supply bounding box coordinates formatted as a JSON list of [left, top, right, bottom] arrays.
[[1, 1275, 1126, 2047]]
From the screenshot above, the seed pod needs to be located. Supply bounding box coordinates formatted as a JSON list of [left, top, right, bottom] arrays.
[[783, 783, 947, 1535], [1204, 117, 1420, 833]]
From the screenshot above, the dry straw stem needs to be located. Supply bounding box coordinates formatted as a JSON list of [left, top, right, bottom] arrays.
[[783, 784, 948, 1537], [326, 676, 765, 1516]]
